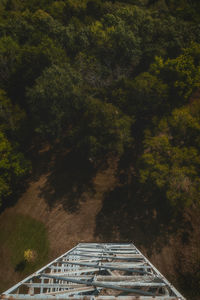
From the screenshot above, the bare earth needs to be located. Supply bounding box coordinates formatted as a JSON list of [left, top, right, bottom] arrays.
[[0, 159, 117, 290], [0, 153, 199, 299]]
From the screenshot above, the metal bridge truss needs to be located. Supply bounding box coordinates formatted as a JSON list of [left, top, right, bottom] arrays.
[[2, 243, 185, 300]]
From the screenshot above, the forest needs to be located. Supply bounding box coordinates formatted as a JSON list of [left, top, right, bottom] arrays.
[[0, 0, 200, 299]]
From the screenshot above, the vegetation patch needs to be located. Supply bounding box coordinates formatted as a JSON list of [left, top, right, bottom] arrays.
[[0, 213, 49, 275]]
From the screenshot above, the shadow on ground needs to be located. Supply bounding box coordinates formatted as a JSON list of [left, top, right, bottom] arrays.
[[38, 150, 96, 212], [0, 180, 29, 214], [94, 145, 191, 255], [15, 260, 26, 272], [95, 176, 186, 256]]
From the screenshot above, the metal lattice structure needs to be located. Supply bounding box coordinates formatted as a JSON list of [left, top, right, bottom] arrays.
[[2, 243, 185, 300]]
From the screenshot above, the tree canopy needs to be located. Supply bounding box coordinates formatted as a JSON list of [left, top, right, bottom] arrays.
[[140, 100, 200, 208], [0, 0, 200, 213]]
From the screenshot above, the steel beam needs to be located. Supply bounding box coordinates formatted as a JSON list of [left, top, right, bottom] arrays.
[[66, 253, 144, 261], [1, 243, 186, 300], [58, 261, 151, 275], [39, 274, 157, 296]]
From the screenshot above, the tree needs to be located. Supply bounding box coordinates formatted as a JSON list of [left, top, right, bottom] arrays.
[[63, 0, 85, 23], [0, 131, 30, 207], [72, 97, 133, 162], [27, 64, 82, 139], [47, 1, 66, 22], [150, 43, 200, 102], [0, 36, 20, 89], [86, 0, 103, 19], [0, 89, 25, 136], [112, 72, 168, 116], [27, 63, 132, 162], [140, 100, 200, 208], [165, 0, 200, 22], [5, 0, 22, 11]]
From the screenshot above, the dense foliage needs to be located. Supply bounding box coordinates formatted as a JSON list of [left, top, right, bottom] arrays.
[[0, 89, 30, 206], [0, 0, 200, 215]]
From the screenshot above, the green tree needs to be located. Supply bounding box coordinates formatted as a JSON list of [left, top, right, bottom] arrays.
[[0, 89, 25, 136], [140, 100, 200, 208], [27, 64, 82, 138], [47, 1, 66, 22], [63, 0, 85, 23], [0, 36, 20, 89], [86, 0, 103, 19], [27, 63, 132, 162], [150, 43, 200, 102], [5, 0, 22, 11], [72, 97, 133, 161], [112, 72, 168, 117], [0, 131, 30, 207]]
